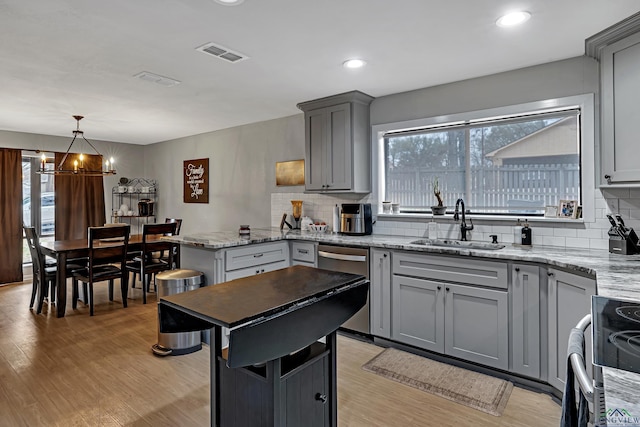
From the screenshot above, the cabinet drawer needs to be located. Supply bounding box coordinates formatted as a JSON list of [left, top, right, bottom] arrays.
[[225, 242, 289, 271], [291, 241, 315, 263], [393, 252, 507, 289], [225, 260, 289, 281]]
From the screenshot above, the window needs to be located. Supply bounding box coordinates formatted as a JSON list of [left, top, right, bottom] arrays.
[[22, 155, 55, 264], [382, 107, 581, 216]]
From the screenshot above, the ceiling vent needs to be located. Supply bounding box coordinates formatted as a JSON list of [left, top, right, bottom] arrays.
[[196, 42, 249, 63], [134, 71, 181, 87]]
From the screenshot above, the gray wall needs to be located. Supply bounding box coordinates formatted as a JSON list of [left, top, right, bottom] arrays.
[[371, 56, 599, 125], [143, 114, 304, 235]]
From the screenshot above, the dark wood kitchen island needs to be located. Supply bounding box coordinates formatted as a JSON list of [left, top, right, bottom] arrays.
[[158, 265, 368, 427]]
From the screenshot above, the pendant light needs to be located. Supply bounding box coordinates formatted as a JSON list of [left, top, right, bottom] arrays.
[[37, 115, 116, 176]]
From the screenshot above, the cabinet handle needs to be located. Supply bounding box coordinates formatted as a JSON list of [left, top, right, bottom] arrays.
[[255, 270, 260, 274], [298, 249, 309, 254], [437, 286, 441, 290], [261, 269, 265, 273], [383, 253, 387, 258], [604, 174, 612, 185], [315, 393, 327, 403], [446, 287, 450, 292], [515, 267, 520, 272], [547, 271, 554, 277], [253, 253, 264, 258]]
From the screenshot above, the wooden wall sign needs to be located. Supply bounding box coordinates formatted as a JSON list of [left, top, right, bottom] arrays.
[[183, 158, 209, 203]]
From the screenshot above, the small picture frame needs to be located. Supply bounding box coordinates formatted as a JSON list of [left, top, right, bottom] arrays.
[[558, 199, 578, 219], [544, 205, 558, 218]]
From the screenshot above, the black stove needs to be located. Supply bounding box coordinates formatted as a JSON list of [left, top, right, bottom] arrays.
[[592, 295, 640, 375]]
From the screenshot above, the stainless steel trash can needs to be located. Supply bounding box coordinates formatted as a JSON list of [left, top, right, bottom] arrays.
[[152, 269, 204, 356]]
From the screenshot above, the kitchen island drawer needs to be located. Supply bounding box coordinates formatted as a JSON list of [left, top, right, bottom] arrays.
[[225, 241, 289, 271], [291, 241, 316, 263], [393, 252, 508, 289]]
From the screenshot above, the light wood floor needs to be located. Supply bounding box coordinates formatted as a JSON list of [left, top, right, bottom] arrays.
[[0, 279, 560, 426]]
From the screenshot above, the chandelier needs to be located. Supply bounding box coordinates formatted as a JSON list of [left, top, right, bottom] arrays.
[[37, 115, 116, 176]]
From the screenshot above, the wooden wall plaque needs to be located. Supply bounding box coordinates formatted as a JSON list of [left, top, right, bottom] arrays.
[[184, 158, 209, 203]]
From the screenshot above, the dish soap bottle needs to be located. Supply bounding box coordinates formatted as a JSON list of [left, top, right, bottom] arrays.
[[521, 221, 532, 246], [428, 220, 438, 240], [513, 219, 522, 245]]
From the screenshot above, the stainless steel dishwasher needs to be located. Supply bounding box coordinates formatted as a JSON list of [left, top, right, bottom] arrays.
[[317, 244, 370, 334]]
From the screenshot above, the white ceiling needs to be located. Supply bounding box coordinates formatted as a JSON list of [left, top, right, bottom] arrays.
[[1, 0, 638, 145]]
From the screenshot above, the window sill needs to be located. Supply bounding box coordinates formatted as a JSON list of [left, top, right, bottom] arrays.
[[376, 212, 585, 225]]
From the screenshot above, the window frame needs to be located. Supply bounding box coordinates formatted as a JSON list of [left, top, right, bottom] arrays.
[[372, 94, 595, 223]]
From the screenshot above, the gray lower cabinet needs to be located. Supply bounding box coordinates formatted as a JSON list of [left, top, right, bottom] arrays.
[[547, 268, 596, 391], [392, 275, 444, 353], [370, 249, 391, 338], [291, 241, 316, 267], [511, 264, 541, 379], [444, 283, 509, 370], [224, 241, 290, 281], [391, 253, 509, 371]]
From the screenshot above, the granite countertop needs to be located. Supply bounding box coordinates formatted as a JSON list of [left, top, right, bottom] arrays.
[[166, 228, 640, 419], [167, 227, 640, 301]]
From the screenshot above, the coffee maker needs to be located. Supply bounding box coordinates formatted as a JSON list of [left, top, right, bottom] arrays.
[[340, 203, 372, 235]]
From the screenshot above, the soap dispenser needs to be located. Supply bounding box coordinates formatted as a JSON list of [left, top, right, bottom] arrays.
[[521, 221, 532, 246], [513, 219, 522, 244]]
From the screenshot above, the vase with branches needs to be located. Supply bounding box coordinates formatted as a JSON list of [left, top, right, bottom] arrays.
[[431, 177, 447, 215]]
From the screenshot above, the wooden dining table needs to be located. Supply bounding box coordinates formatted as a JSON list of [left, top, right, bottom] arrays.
[[40, 235, 180, 318]]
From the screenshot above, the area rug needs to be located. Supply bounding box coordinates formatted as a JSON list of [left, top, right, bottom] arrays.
[[362, 348, 513, 416]]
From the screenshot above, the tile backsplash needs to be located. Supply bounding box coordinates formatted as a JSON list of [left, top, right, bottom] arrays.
[[271, 189, 640, 250]]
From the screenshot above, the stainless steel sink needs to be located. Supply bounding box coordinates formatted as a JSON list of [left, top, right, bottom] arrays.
[[410, 239, 505, 250]]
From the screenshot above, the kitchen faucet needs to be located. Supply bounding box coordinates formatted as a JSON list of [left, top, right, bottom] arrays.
[[453, 198, 474, 241]]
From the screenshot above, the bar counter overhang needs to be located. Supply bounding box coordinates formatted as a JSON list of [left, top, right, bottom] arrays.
[[158, 265, 369, 427]]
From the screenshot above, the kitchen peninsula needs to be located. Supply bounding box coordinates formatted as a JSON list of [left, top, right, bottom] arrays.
[[163, 228, 640, 418]]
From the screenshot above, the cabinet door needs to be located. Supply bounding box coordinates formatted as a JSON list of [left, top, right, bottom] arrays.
[[370, 249, 391, 338], [511, 264, 541, 379], [547, 269, 595, 391], [305, 109, 326, 190], [324, 103, 352, 190], [391, 275, 444, 353], [601, 31, 640, 184], [444, 284, 509, 370], [282, 354, 329, 427]]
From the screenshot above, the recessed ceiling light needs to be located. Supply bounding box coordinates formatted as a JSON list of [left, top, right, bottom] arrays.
[[343, 59, 366, 69], [213, 0, 244, 5], [496, 11, 531, 27]]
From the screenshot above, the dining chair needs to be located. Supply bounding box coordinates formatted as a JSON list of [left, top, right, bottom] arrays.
[[24, 226, 85, 314], [125, 222, 177, 304], [24, 226, 56, 312], [130, 218, 182, 287], [161, 218, 182, 268], [72, 225, 130, 316]]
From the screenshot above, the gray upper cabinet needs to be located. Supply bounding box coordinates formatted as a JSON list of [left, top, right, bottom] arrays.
[[297, 91, 374, 193], [586, 13, 640, 185]]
